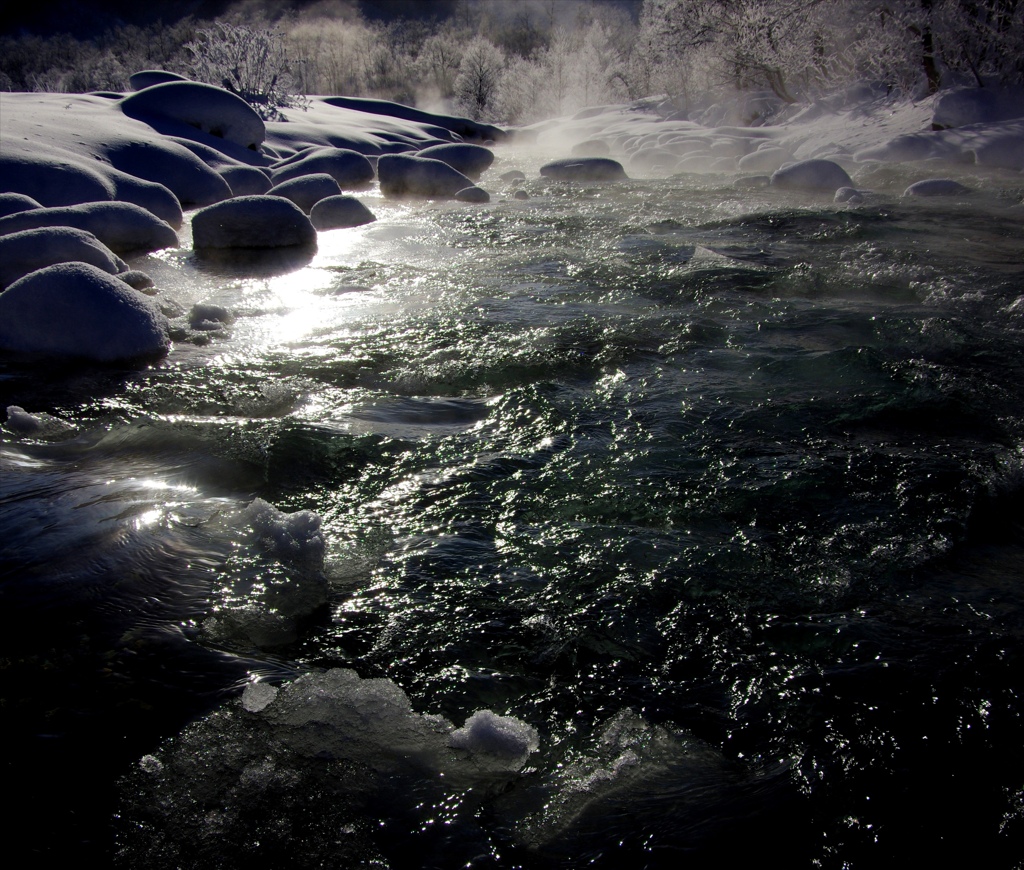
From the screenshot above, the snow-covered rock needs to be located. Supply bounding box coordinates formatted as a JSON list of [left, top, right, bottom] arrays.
[[191, 195, 317, 249], [770, 158, 853, 193], [129, 70, 188, 90], [902, 178, 972, 197], [834, 186, 865, 204], [933, 87, 1024, 129], [270, 147, 375, 189], [0, 262, 170, 361], [455, 186, 490, 203], [377, 153, 478, 199], [971, 135, 1024, 171], [0, 193, 42, 219], [218, 165, 273, 196], [309, 195, 376, 230], [268, 173, 343, 214], [0, 227, 127, 288], [120, 81, 266, 151], [0, 202, 178, 254], [539, 157, 628, 181], [103, 138, 232, 207], [737, 146, 792, 173], [416, 143, 494, 180]]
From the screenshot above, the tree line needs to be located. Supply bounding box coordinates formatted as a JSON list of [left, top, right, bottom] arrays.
[[1, 0, 1021, 124]]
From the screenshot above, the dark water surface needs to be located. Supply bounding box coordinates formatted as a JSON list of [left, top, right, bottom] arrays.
[[3, 167, 1024, 866]]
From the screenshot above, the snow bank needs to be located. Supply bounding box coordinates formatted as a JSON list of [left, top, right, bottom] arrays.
[[129, 69, 188, 90], [0, 193, 43, 219], [0, 262, 170, 361], [102, 137, 232, 206], [0, 226, 127, 288], [771, 158, 853, 193], [191, 196, 317, 249], [0, 202, 178, 255]]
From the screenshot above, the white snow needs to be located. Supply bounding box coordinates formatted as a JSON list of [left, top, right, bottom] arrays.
[[191, 195, 317, 249]]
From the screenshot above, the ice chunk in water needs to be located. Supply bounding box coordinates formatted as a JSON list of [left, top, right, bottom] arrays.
[[245, 497, 325, 571], [241, 680, 278, 713], [449, 710, 540, 767]]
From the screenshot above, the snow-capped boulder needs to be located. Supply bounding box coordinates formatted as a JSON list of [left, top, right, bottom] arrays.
[[129, 70, 188, 90], [454, 186, 490, 203], [103, 138, 232, 207], [0, 152, 182, 226], [770, 159, 853, 193], [933, 87, 1024, 129], [120, 81, 266, 151], [309, 195, 376, 230], [0, 227, 126, 288], [270, 147, 375, 189], [218, 165, 273, 196], [191, 196, 317, 249], [902, 179, 972, 197], [0, 193, 42, 219], [0, 202, 178, 254], [539, 157, 628, 181], [853, 133, 964, 164], [834, 187, 864, 204], [377, 154, 477, 199], [500, 170, 527, 182], [0, 262, 170, 361], [738, 146, 791, 173], [416, 144, 494, 181], [268, 173, 342, 214]]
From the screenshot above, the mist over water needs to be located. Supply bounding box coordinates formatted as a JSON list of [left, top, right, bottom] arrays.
[[3, 161, 1024, 866]]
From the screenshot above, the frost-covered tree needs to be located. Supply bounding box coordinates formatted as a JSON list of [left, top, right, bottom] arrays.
[[454, 36, 506, 120], [185, 23, 306, 119]]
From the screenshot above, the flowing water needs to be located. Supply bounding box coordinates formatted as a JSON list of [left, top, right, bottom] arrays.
[[3, 162, 1024, 867]]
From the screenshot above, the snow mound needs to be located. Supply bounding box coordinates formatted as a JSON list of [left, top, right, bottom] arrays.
[[416, 143, 495, 180], [0, 262, 171, 361], [270, 147, 375, 189], [321, 96, 505, 144], [120, 81, 266, 151], [268, 172, 342, 214], [191, 196, 317, 249], [218, 165, 273, 196], [129, 69, 188, 90], [539, 157, 628, 181], [853, 133, 964, 163], [902, 178, 972, 197], [0, 193, 42, 219], [0, 201, 179, 254], [309, 195, 376, 230], [737, 146, 792, 173], [771, 158, 853, 193], [933, 87, 1024, 128], [0, 226, 127, 288], [377, 153, 477, 199], [103, 138, 232, 207], [971, 134, 1024, 171]]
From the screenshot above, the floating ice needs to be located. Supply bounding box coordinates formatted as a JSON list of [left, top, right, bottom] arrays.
[[240, 680, 279, 713], [449, 709, 540, 767], [4, 405, 74, 437]]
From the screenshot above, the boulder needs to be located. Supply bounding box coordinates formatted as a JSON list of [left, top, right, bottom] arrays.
[[539, 157, 627, 181], [120, 81, 266, 151], [0, 262, 170, 361], [191, 196, 317, 249], [737, 147, 791, 173], [309, 195, 376, 230], [268, 173, 342, 214], [902, 178, 972, 197], [0, 193, 42, 219], [416, 144, 494, 180], [500, 170, 526, 182], [0, 202, 179, 255], [770, 159, 853, 193], [377, 154, 477, 199], [270, 148, 375, 189], [455, 186, 490, 203], [218, 165, 273, 196], [0, 227, 126, 288]]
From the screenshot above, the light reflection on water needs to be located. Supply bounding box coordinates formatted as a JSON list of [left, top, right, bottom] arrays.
[[2, 163, 1024, 866]]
